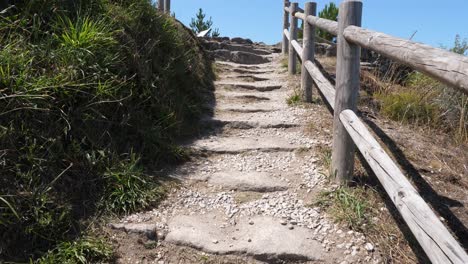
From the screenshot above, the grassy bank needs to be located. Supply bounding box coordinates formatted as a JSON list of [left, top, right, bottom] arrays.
[[0, 0, 214, 262]]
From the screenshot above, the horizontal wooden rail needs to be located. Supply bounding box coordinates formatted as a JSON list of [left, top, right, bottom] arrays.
[[306, 15, 338, 36], [304, 61, 335, 108], [285, 6, 304, 13], [283, 29, 290, 41], [291, 40, 303, 58], [294, 12, 306, 20], [344, 26, 468, 94], [340, 110, 468, 264]]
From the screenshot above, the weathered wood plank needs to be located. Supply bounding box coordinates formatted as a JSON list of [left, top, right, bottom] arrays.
[[291, 40, 303, 59], [339, 110, 468, 264], [294, 12, 306, 20], [164, 0, 170, 14], [304, 61, 335, 109], [344, 26, 468, 94], [284, 6, 290, 13], [283, 29, 290, 41], [331, 0, 362, 183], [158, 0, 164, 11], [301, 2, 317, 103], [288, 2, 299, 75], [306, 16, 338, 36], [282, 0, 291, 55]]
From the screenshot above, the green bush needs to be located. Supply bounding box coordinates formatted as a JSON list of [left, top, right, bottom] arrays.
[[0, 0, 214, 261]]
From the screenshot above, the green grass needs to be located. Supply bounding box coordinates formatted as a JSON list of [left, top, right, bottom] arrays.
[[316, 144, 333, 178], [376, 90, 440, 126], [286, 93, 301, 106], [0, 0, 214, 261], [317, 186, 375, 231], [37, 237, 113, 264], [280, 57, 301, 73]]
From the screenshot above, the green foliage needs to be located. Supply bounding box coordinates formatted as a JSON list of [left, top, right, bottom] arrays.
[[318, 186, 373, 230], [450, 34, 468, 55], [287, 93, 301, 106], [102, 154, 166, 214], [189, 8, 220, 37], [375, 34, 468, 142], [318, 3, 338, 41], [376, 90, 440, 126], [404, 71, 468, 141], [37, 237, 113, 264], [0, 0, 214, 261]]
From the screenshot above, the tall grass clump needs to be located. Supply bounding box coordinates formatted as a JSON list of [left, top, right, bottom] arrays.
[[370, 35, 468, 142], [0, 0, 214, 261]]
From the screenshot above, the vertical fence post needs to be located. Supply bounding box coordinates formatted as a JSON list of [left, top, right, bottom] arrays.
[[282, 0, 290, 55], [301, 2, 317, 102], [331, 0, 363, 184], [288, 2, 298, 75], [164, 0, 171, 14], [158, 0, 164, 11]]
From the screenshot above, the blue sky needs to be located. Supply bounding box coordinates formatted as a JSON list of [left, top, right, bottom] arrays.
[[170, 0, 467, 49]]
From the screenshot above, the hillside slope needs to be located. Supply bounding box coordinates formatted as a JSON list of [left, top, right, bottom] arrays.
[[0, 0, 214, 261]]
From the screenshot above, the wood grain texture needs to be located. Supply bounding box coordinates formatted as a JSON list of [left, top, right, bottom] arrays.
[[158, 0, 164, 11], [306, 16, 338, 36], [301, 2, 317, 103], [304, 61, 335, 109], [344, 26, 468, 94], [291, 40, 303, 59], [164, 0, 170, 13], [294, 12, 306, 20], [339, 110, 468, 264], [283, 29, 290, 41], [282, 0, 291, 55], [288, 2, 299, 75], [331, 0, 362, 184]]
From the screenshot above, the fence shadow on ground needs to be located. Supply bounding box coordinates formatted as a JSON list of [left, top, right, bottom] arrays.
[[360, 116, 468, 251]]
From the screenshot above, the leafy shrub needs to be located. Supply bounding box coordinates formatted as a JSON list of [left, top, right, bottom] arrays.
[[0, 0, 214, 261]]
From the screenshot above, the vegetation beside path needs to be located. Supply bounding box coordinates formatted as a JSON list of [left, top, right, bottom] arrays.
[[0, 0, 214, 262]]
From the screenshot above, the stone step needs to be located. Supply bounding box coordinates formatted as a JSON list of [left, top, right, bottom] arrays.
[[220, 83, 282, 92], [192, 136, 305, 154], [165, 214, 323, 262], [203, 119, 299, 130], [215, 101, 287, 113], [202, 111, 301, 129], [210, 50, 270, 65], [193, 171, 288, 192]]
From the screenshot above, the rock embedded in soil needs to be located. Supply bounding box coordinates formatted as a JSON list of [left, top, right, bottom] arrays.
[[165, 214, 323, 262], [194, 171, 288, 192]]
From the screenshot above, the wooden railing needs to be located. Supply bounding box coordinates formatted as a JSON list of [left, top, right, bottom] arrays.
[[158, 0, 171, 14], [282, 1, 468, 263]]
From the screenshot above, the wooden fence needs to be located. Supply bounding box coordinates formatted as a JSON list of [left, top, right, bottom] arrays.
[[158, 0, 171, 14], [282, 1, 468, 263]]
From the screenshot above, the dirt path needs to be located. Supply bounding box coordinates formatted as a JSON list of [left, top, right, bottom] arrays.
[[108, 40, 383, 264]]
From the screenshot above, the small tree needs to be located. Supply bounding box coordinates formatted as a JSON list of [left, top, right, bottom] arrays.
[[451, 34, 468, 55], [318, 3, 338, 42], [189, 8, 220, 37]]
